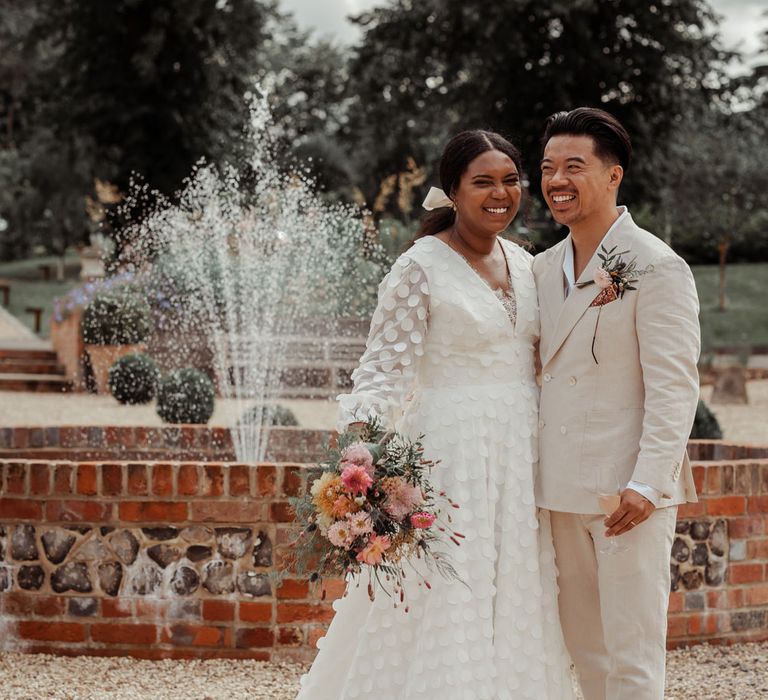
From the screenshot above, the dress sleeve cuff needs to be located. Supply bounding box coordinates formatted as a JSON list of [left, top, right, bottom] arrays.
[[336, 393, 396, 433]]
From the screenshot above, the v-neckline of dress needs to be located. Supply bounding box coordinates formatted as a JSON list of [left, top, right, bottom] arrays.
[[432, 235, 518, 331]]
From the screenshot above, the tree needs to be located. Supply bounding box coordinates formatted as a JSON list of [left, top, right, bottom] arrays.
[[341, 0, 729, 220], [646, 107, 768, 310], [37, 0, 277, 196], [0, 1, 85, 263], [258, 17, 353, 196], [2, 0, 347, 261]]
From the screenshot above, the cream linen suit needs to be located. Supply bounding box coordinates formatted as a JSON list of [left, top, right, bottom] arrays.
[[533, 209, 700, 700]]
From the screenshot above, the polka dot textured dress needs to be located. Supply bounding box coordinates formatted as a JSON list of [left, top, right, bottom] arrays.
[[297, 236, 574, 700]]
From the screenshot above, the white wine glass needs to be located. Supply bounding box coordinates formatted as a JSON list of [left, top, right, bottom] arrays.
[[596, 465, 628, 555]]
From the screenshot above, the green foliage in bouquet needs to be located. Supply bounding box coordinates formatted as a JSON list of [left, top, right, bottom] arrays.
[[108, 352, 160, 405], [156, 368, 215, 424], [81, 289, 152, 345], [287, 417, 462, 605], [690, 400, 723, 439]]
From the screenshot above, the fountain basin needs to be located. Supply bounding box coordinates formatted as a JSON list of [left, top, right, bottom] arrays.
[[1, 430, 767, 659], [0, 457, 336, 662]]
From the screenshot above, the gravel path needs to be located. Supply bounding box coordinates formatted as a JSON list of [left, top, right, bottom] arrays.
[[0, 655, 305, 700], [1, 643, 767, 699], [699, 380, 768, 444]]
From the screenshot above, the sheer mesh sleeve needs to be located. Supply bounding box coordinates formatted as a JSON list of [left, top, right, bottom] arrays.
[[337, 257, 429, 431]]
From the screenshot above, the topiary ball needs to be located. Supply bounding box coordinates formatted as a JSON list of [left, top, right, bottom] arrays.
[[238, 404, 299, 428], [82, 290, 152, 345], [690, 400, 723, 439], [156, 368, 215, 424], [108, 353, 160, 405]]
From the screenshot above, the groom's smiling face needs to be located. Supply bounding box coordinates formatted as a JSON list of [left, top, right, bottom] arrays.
[[540, 135, 622, 230]]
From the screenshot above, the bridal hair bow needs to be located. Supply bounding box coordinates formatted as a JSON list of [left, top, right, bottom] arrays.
[[422, 187, 455, 211]]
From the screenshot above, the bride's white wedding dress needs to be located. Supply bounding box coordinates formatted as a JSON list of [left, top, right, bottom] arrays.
[[297, 235, 574, 700]]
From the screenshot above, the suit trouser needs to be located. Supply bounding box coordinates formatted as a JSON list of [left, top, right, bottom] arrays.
[[549, 507, 677, 700]]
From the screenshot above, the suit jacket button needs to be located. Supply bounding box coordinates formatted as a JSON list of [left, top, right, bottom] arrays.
[[543, 373, 552, 382], [568, 376, 577, 386], [560, 426, 567, 435], [538, 420, 545, 428]]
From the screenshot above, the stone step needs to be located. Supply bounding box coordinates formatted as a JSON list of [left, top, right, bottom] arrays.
[[0, 373, 72, 393], [0, 358, 64, 375], [0, 346, 58, 361]]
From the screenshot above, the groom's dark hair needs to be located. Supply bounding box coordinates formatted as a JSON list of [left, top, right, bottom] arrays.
[[541, 108, 632, 171]]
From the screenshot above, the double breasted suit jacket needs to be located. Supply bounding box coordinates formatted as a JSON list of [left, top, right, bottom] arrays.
[[533, 211, 700, 514]]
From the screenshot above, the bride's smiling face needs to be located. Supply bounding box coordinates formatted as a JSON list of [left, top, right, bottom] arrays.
[[452, 150, 521, 236]]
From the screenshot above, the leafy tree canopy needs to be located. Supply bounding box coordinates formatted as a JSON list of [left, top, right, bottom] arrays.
[[342, 0, 731, 217]]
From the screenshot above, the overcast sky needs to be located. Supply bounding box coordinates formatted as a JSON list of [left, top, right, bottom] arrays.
[[280, 0, 767, 64]]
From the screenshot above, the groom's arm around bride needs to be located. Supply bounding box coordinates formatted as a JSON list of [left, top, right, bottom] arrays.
[[533, 107, 700, 700]]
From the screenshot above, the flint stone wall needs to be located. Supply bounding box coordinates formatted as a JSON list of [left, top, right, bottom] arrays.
[[0, 458, 338, 661], [0, 432, 767, 659], [667, 452, 768, 645]]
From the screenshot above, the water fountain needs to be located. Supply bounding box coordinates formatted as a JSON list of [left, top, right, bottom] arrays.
[[119, 92, 385, 462]]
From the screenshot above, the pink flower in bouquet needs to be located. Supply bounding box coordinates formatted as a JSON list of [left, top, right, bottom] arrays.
[[593, 267, 613, 289], [410, 511, 436, 529], [327, 520, 354, 548], [356, 534, 392, 565], [381, 477, 424, 521], [341, 463, 374, 495], [347, 512, 374, 536], [340, 443, 375, 477]]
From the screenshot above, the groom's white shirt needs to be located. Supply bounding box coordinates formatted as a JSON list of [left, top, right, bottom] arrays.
[[560, 207, 661, 507]]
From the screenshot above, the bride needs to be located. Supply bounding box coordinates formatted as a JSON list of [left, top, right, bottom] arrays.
[[297, 130, 574, 699]]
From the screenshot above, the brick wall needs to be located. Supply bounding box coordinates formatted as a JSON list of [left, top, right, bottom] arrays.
[[49, 311, 86, 390], [0, 459, 336, 661], [1, 432, 767, 659], [0, 425, 328, 464], [667, 458, 768, 646]]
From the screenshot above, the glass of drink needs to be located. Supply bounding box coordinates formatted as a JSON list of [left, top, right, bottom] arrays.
[[596, 465, 628, 555]]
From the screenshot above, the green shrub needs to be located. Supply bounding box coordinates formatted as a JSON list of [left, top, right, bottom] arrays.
[[108, 353, 160, 405], [690, 400, 723, 439], [156, 368, 215, 424], [82, 289, 151, 345], [238, 404, 299, 427]]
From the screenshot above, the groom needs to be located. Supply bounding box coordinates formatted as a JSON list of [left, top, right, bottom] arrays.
[[533, 108, 700, 700]]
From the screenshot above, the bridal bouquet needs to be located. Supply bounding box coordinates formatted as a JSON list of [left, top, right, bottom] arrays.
[[288, 418, 462, 607]]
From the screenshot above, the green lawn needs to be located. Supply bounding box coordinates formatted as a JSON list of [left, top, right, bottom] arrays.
[[691, 263, 768, 354], [0, 254, 81, 337]]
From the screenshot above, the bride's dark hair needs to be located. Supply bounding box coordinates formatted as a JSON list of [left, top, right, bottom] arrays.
[[414, 130, 524, 240]]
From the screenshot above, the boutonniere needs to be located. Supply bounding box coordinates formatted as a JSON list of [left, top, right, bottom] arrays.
[[575, 245, 653, 363], [576, 245, 650, 307]]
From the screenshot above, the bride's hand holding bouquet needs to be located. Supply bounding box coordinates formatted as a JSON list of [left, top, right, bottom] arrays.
[[288, 418, 463, 609]]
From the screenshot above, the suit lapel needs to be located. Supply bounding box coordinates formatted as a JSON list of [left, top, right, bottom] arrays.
[[542, 220, 630, 366]]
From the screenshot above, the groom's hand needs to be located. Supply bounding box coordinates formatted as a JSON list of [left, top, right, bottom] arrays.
[[604, 489, 655, 537]]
